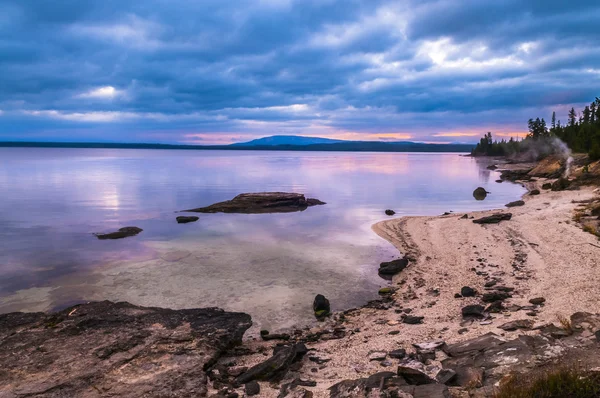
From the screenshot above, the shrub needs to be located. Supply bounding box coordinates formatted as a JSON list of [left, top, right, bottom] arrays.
[[495, 367, 600, 398]]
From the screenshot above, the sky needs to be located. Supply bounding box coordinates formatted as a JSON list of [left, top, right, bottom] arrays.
[[1, 0, 599, 145]]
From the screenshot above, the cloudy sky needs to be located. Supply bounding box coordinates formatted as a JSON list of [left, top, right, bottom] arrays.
[[1, 0, 599, 144]]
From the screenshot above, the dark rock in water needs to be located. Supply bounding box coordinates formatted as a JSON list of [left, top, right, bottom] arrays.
[[0, 301, 251, 397], [496, 179, 503, 183], [505, 200, 525, 207], [402, 315, 424, 325], [378, 257, 409, 277], [176, 215, 199, 224], [245, 381, 261, 396], [482, 291, 511, 303], [460, 286, 476, 297], [529, 189, 541, 195], [473, 187, 489, 201], [498, 319, 534, 331], [94, 226, 143, 240], [529, 297, 546, 305], [236, 344, 304, 384], [542, 183, 552, 190], [389, 349, 407, 359], [385, 209, 396, 216], [551, 177, 570, 191], [184, 192, 325, 214], [473, 213, 512, 224], [461, 305, 486, 318], [313, 294, 331, 319]]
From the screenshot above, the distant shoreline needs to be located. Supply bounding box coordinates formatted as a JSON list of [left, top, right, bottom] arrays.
[[0, 141, 475, 153]]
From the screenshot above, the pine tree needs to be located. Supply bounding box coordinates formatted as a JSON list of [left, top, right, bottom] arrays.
[[569, 108, 577, 127]]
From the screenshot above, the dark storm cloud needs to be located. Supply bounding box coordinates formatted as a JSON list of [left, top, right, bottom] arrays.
[[0, 0, 599, 143]]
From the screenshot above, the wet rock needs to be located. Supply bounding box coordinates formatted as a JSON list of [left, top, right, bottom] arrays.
[[402, 315, 424, 325], [473, 187, 488, 201], [176, 215, 199, 224], [0, 301, 251, 397], [184, 192, 325, 214], [529, 297, 546, 305], [389, 349, 407, 359], [529, 189, 541, 195], [379, 257, 409, 277], [460, 286, 476, 297], [245, 381, 260, 396], [313, 294, 331, 319], [236, 344, 304, 384], [505, 200, 525, 207], [498, 319, 534, 331], [472, 213, 512, 224], [94, 226, 143, 240], [385, 209, 396, 216], [461, 305, 486, 319]]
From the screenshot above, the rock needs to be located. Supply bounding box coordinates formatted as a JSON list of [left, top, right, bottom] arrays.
[[368, 351, 388, 361], [484, 301, 504, 313], [461, 305, 486, 318], [245, 381, 261, 396], [481, 291, 511, 303], [313, 294, 331, 319], [498, 319, 534, 331], [529, 297, 546, 305], [236, 344, 305, 384], [473, 187, 488, 201], [389, 349, 407, 359], [460, 214, 468, 219], [378, 287, 394, 295], [328, 379, 368, 397], [278, 383, 313, 398], [542, 183, 552, 190], [413, 341, 446, 352], [402, 315, 424, 325], [385, 209, 396, 216], [450, 367, 484, 389], [397, 364, 436, 385], [261, 332, 291, 341], [176, 215, 199, 224], [496, 179, 503, 183], [183, 192, 325, 214], [413, 384, 451, 398], [484, 280, 497, 288], [595, 330, 600, 342], [94, 226, 143, 240], [365, 371, 397, 389], [472, 213, 512, 224], [529, 189, 541, 195], [460, 286, 476, 297], [505, 200, 525, 207], [378, 257, 409, 277], [443, 333, 505, 356], [551, 177, 570, 191], [487, 165, 498, 170], [0, 301, 251, 397], [436, 368, 457, 384]]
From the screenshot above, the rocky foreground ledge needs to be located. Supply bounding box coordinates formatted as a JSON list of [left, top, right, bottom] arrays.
[[0, 301, 251, 397], [183, 192, 326, 214]]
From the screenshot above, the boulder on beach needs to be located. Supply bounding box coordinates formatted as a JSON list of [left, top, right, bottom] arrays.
[[378, 257, 409, 277], [313, 294, 331, 319], [0, 301, 251, 397], [505, 200, 525, 207], [472, 213, 512, 224], [182, 192, 325, 214], [551, 177, 571, 191], [94, 226, 143, 240], [176, 216, 199, 224], [529, 189, 541, 195], [473, 187, 489, 201]]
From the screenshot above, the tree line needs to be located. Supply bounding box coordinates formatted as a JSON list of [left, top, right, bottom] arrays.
[[472, 97, 600, 160]]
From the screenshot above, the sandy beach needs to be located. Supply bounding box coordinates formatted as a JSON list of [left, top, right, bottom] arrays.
[[226, 179, 600, 397]]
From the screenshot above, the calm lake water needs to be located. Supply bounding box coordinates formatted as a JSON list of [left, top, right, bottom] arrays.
[[0, 148, 525, 330]]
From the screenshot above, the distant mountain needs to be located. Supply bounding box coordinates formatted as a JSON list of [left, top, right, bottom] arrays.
[[231, 135, 344, 146]]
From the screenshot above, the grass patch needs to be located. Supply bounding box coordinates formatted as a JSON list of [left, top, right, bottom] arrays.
[[583, 224, 598, 235], [557, 313, 573, 334], [495, 367, 600, 398]]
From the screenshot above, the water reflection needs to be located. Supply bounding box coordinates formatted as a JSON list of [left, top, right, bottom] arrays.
[[0, 148, 525, 330]]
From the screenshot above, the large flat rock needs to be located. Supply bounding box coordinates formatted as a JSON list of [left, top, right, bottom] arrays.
[[0, 301, 252, 397], [183, 192, 325, 214]]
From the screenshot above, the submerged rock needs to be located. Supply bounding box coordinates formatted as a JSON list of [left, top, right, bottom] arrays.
[[183, 192, 325, 214], [176, 215, 199, 224], [0, 301, 251, 397], [94, 226, 143, 240], [472, 213, 512, 224], [385, 209, 396, 216], [473, 187, 489, 201]]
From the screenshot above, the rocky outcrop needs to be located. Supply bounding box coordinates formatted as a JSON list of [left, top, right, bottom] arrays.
[[472, 213, 512, 224], [94, 226, 143, 240], [0, 301, 252, 397], [183, 192, 325, 214]]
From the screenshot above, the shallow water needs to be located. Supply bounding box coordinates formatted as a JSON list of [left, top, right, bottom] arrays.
[[0, 148, 525, 330]]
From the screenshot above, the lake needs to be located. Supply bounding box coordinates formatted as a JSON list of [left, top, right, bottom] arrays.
[[0, 148, 525, 331]]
